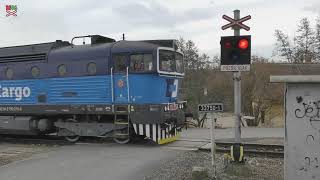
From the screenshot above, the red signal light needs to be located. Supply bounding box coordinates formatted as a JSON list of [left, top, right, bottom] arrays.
[[224, 41, 232, 48], [238, 39, 249, 50]]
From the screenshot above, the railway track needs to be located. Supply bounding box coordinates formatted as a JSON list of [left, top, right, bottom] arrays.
[[214, 141, 284, 158], [175, 139, 284, 157], [0, 136, 284, 157], [0, 135, 71, 145], [0, 135, 144, 146]]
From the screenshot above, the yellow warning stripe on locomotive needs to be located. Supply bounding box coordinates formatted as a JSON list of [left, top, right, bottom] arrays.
[[133, 123, 181, 144], [158, 134, 180, 145]]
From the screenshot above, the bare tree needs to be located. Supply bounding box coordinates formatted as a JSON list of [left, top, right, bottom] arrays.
[[177, 37, 214, 127], [176, 37, 186, 54], [251, 55, 269, 63], [185, 40, 199, 70], [198, 53, 211, 70], [177, 37, 213, 70], [274, 17, 318, 63], [241, 62, 281, 125], [294, 18, 315, 63], [211, 55, 220, 69], [274, 30, 294, 62]]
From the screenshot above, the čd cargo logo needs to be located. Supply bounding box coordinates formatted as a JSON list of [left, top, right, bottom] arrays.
[[0, 86, 31, 101], [6, 5, 17, 17]]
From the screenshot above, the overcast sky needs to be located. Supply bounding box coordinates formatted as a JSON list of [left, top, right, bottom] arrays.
[[1, 0, 320, 59]]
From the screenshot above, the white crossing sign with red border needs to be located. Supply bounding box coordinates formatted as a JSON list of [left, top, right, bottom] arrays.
[[222, 15, 251, 31], [221, 64, 250, 72]]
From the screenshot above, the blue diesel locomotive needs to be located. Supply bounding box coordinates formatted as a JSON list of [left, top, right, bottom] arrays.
[[0, 35, 186, 144]]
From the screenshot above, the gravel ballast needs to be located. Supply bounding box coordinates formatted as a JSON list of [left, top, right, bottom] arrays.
[[0, 144, 57, 167], [144, 151, 283, 180]]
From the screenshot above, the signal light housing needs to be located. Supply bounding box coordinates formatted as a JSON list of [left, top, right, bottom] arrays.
[[220, 35, 251, 67]]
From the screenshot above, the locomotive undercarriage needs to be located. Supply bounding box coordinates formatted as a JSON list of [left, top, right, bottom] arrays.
[[0, 104, 185, 144]]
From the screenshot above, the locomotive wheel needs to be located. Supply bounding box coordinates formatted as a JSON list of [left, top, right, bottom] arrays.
[[64, 119, 80, 143], [113, 136, 130, 144], [65, 134, 80, 143]]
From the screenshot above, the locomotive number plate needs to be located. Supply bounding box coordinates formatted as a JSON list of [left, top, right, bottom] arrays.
[[198, 103, 223, 112], [164, 103, 184, 112]]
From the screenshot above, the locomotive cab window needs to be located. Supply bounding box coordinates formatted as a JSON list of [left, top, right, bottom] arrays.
[[159, 50, 184, 73], [113, 55, 127, 72], [130, 54, 153, 72]]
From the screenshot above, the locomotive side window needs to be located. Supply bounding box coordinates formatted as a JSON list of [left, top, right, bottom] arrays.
[[176, 53, 184, 73], [130, 54, 153, 72], [58, 64, 67, 76], [114, 55, 126, 72], [87, 62, 97, 75], [31, 66, 40, 78], [5, 67, 13, 79]]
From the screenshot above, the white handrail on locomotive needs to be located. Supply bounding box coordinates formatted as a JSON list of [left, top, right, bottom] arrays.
[[111, 67, 114, 103], [126, 67, 130, 102]]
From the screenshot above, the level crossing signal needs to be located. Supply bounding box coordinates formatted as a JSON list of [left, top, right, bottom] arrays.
[[220, 35, 251, 70]]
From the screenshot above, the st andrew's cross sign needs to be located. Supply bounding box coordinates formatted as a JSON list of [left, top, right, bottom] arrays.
[[221, 14, 251, 31]]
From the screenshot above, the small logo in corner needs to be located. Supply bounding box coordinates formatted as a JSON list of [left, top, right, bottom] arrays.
[[6, 5, 17, 17]]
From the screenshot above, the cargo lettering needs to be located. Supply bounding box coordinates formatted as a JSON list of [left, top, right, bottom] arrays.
[[0, 86, 31, 101]]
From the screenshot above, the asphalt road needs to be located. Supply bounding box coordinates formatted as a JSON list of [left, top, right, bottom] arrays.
[[0, 128, 284, 180], [0, 142, 183, 180]]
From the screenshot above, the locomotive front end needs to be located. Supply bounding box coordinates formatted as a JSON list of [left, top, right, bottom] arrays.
[[129, 41, 186, 144]]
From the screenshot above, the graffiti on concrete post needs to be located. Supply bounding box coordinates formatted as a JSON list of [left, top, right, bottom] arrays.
[[295, 96, 320, 131], [293, 95, 320, 178]]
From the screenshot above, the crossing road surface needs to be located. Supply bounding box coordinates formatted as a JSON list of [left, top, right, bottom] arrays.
[[0, 143, 183, 180], [0, 128, 283, 180]]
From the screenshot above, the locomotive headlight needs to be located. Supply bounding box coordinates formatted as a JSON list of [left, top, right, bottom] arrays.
[[150, 105, 161, 112]]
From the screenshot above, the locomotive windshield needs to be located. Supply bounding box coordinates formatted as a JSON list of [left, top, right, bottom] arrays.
[[159, 49, 184, 75]]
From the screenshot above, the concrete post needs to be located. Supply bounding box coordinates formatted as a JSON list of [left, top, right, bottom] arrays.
[[233, 9, 241, 144]]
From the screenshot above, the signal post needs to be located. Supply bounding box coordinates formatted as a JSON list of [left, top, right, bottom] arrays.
[[221, 10, 251, 163]]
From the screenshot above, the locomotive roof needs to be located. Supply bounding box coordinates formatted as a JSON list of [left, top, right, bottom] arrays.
[[111, 40, 159, 53], [0, 38, 175, 64], [48, 41, 160, 63], [0, 41, 71, 62]]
